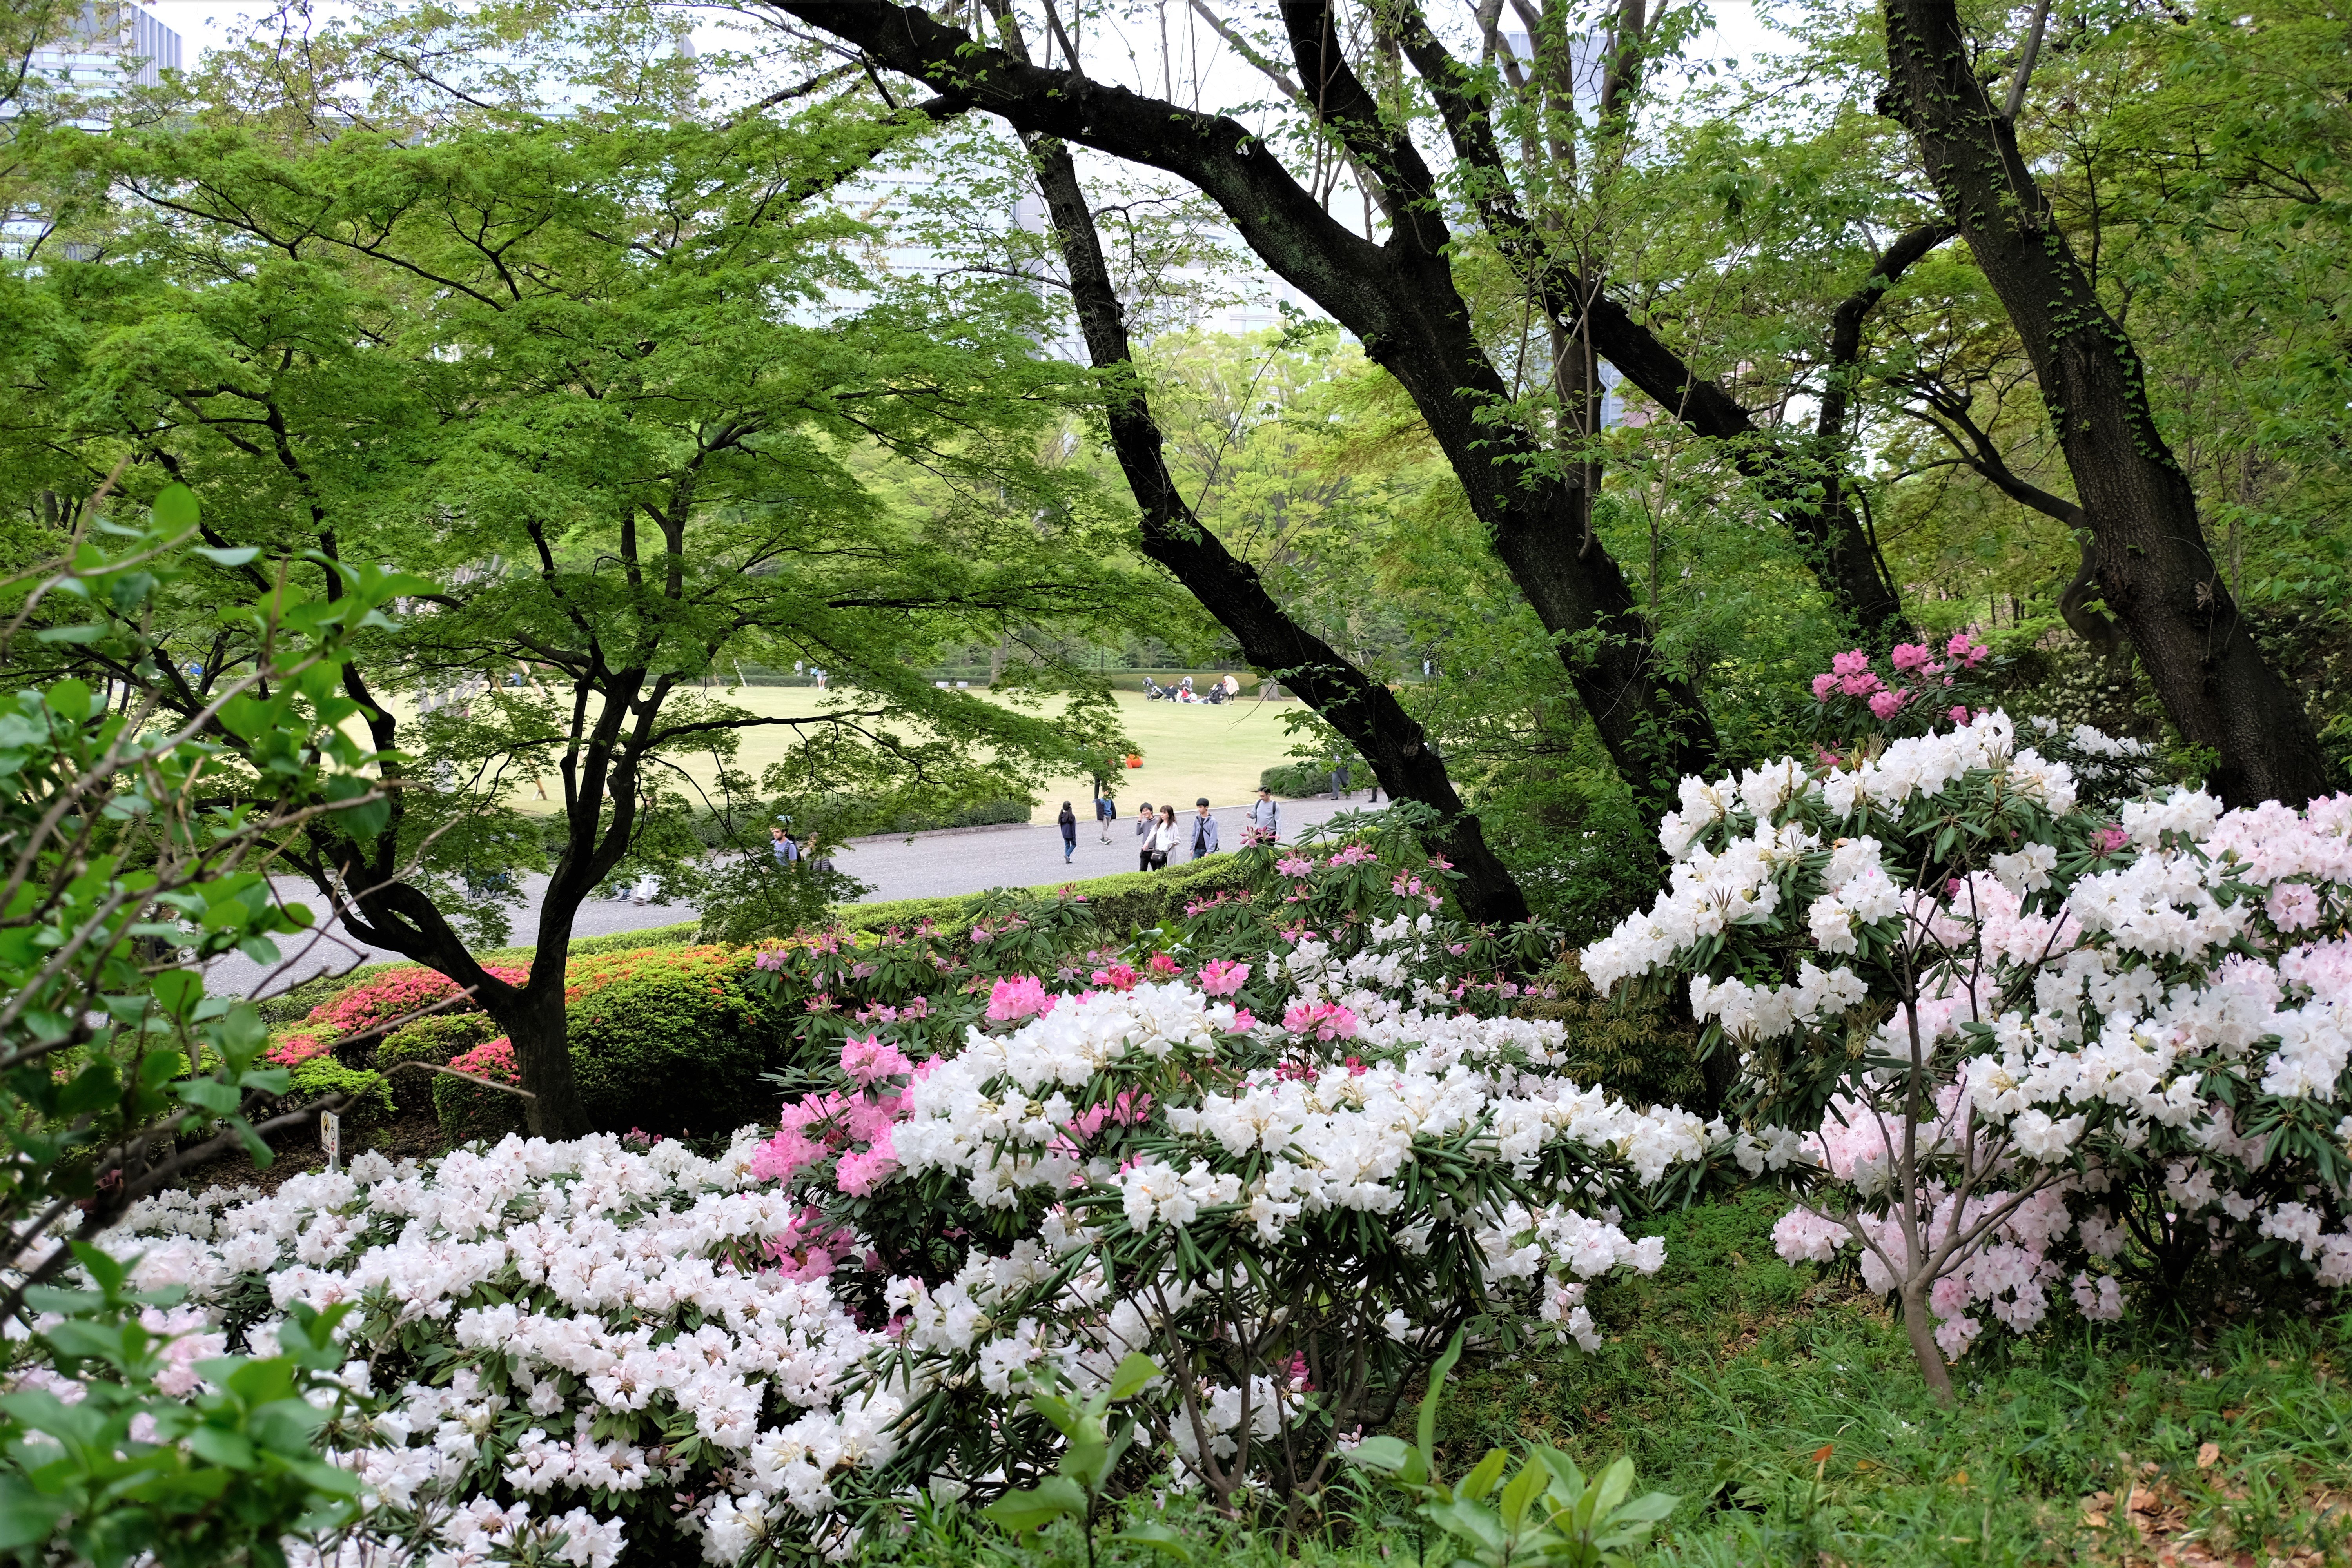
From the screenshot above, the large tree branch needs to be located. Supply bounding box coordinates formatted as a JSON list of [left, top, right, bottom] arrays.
[[780, 0, 1715, 822], [987, 5, 1529, 926], [1390, 1, 1905, 639]]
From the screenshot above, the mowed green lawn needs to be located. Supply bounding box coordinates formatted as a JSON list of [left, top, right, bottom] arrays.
[[382, 684, 1316, 822], [1018, 687, 1313, 820]]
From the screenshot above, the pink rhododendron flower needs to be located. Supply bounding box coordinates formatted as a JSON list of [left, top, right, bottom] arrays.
[[1065, 1090, 1154, 1142], [1229, 1008, 1257, 1032], [1811, 673, 1837, 701], [1839, 669, 1885, 698], [263, 1033, 330, 1068], [1328, 844, 1377, 866], [1091, 964, 1140, 992], [1282, 1001, 1359, 1041], [1949, 706, 1970, 724], [835, 1135, 900, 1196], [1890, 642, 1931, 674], [1275, 855, 1315, 878], [1146, 952, 1183, 976], [1945, 631, 1989, 667], [2093, 825, 2129, 854], [840, 1034, 913, 1086], [1868, 688, 1909, 720], [1198, 959, 1251, 996], [986, 976, 1054, 1022]]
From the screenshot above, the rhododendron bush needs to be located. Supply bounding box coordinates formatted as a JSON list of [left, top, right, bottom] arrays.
[[743, 964, 1716, 1531], [1584, 710, 2352, 1397], [90, 967, 1720, 1562]]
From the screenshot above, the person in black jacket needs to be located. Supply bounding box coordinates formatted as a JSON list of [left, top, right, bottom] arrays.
[[1057, 801, 1078, 864]]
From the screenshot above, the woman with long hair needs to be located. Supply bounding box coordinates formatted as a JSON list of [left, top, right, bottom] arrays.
[[1057, 800, 1078, 864], [1144, 803, 1178, 871]]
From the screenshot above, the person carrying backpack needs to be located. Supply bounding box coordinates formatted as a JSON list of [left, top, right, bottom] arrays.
[[1188, 798, 1221, 860], [1247, 786, 1280, 846]]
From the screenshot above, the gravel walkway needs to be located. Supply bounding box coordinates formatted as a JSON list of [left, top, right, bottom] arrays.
[[202, 795, 1383, 998]]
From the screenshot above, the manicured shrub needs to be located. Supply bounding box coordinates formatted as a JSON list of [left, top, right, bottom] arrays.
[[430, 1037, 526, 1145], [300, 962, 528, 1039], [1259, 758, 1367, 797], [563, 946, 791, 1137], [260, 1030, 331, 1069], [375, 1013, 501, 1112], [283, 1058, 393, 1129]]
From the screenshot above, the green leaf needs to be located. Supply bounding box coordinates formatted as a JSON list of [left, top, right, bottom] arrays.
[[1343, 1435, 1415, 1473], [1417, 1327, 1466, 1475], [980, 1477, 1087, 1535], [1499, 1457, 1544, 1531], [187, 1425, 260, 1469], [1111, 1522, 1194, 1561], [1459, 1447, 1509, 1503], [1107, 1350, 1160, 1401], [1060, 1435, 1113, 1494], [0, 1478, 67, 1549], [152, 483, 201, 530], [1421, 1497, 1508, 1553]]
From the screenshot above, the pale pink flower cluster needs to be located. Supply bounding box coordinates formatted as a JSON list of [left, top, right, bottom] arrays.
[[984, 975, 1055, 1022], [1197, 959, 1251, 996], [1590, 709, 2352, 1361]]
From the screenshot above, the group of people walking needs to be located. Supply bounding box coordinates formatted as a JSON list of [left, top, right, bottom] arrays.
[[1054, 784, 1285, 872]]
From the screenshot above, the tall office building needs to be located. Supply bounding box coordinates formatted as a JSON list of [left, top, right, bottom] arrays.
[[4, 3, 183, 255]]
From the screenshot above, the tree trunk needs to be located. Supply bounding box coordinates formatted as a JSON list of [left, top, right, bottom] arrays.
[[1016, 121, 1533, 926], [1876, 0, 2337, 807], [1898, 1278, 1957, 1405], [779, 0, 1717, 828], [495, 976, 588, 1141]]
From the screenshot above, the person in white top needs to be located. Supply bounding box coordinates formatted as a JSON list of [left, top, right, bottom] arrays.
[[1145, 804, 1181, 869]]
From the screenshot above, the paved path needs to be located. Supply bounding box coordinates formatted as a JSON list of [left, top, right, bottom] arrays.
[[203, 795, 1383, 998]]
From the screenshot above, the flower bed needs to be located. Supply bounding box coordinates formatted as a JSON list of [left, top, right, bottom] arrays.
[[1586, 708, 2352, 1386]]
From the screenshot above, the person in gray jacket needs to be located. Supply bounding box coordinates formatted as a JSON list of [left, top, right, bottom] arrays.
[[1188, 798, 1221, 860], [1246, 786, 1280, 846]]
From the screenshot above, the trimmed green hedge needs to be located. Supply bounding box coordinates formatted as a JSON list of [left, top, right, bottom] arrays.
[[561, 946, 796, 1138], [432, 1040, 526, 1146], [376, 1014, 500, 1113], [255, 924, 704, 1027], [840, 856, 1247, 940], [285, 1060, 394, 1129], [1259, 760, 1368, 798]]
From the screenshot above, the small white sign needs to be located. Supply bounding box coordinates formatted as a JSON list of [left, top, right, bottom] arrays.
[[320, 1110, 342, 1172]]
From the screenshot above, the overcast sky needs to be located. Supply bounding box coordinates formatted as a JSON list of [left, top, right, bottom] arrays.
[[135, 0, 1779, 101]]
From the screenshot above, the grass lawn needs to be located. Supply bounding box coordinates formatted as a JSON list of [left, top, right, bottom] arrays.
[[1024, 687, 1320, 821], [382, 684, 1323, 824], [860, 1191, 2352, 1568]]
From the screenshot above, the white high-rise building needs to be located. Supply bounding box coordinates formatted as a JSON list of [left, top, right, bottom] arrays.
[[5, 3, 183, 256]]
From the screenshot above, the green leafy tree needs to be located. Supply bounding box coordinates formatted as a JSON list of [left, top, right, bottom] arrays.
[[6, 111, 1143, 1133]]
